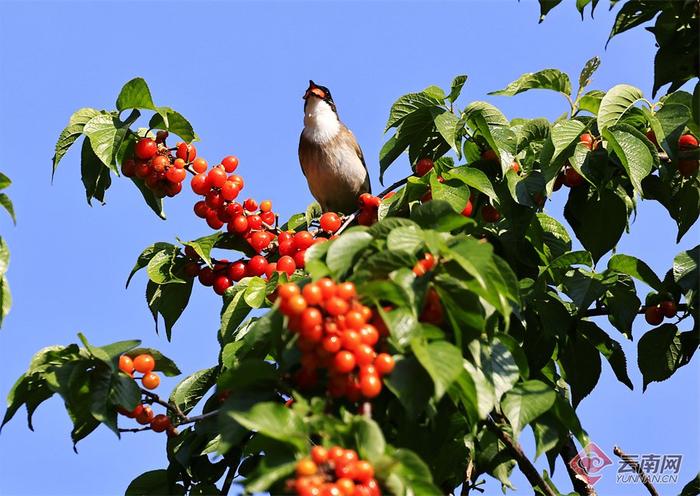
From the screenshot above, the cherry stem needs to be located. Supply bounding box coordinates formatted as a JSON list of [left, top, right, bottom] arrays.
[[140, 389, 187, 421]]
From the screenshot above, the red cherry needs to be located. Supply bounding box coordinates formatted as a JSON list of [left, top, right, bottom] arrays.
[[221, 155, 239, 172], [220, 181, 240, 201], [320, 212, 342, 233], [246, 255, 268, 276], [660, 300, 677, 318], [198, 267, 215, 286], [135, 405, 154, 425], [354, 344, 376, 366], [191, 173, 210, 195], [121, 159, 136, 177], [134, 138, 158, 160], [242, 198, 257, 212], [678, 159, 699, 177], [192, 201, 209, 219], [374, 353, 395, 375], [176, 142, 196, 162], [564, 167, 584, 187], [294, 231, 315, 251], [206, 210, 224, 230], [134, 160, 151, 179], [293, 249, 307, 269], [679, 134, 699, 150], [333, 351, 356, 373], [191, 157, 208, 174], [228, 174, 244, 189], [208, 167, 227, 188], [353, 461, 375, 483], [359, 325, 379, 346], [247, 215, 263, 230], [151, 155, 169, 173], [173, 158, 186, 169], [462, 198, 473, 217], [322, 335, 342, 353], [415, 158, 434, 176], [359, 373, 382, 398], [155, 130, 168, 143], [150, 414, 172, 433], [142, 372, 160, 390], [277, 255, 296, 276], [302, 283, 323, 306], [165, 167, 186, 183], [481, 149, 499, 163], [119, 355, 134, 374], [261, 211, 276, 226], [183, 262, 201, 278], [644, 305, 664, 325], [278, 239, 296, 256], [579, 133, 594, 149], [213, 275, 232, 295], [228, 261, 247, 281], [512, 161, 521, 174], [229, 214, 248, 234], [481, 204, 501, 223], [646, 130, 659, 148]]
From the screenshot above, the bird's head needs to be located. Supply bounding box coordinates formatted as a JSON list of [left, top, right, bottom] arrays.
[[303, 80, 337, 114]]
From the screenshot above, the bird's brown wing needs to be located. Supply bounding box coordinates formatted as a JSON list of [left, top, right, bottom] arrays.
[[298, 131, 308, 178], [344, 128, 372, 194]]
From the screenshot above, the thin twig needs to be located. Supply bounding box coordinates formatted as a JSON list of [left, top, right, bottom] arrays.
[[141, 389, 188, 421], [460, 458, 480, 495], [613, 446, 659, 496], [221, 464, 237, 495], [119, 426, 152, 433], [559, 436, 597, 496], [177, 409, 219, 426], [486, 417, 557, 496], [582, 303, 689, 318]]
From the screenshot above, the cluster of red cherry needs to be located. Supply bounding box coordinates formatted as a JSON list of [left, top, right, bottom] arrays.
[[644, 299, 677, 326], [121, 134, 189, 197], [287, 446, 381, 496], [116, 353, 175, 436], [276, 280, 395, 400]]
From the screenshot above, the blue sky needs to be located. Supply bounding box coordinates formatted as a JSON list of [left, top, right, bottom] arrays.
[[0, 1, 697, 495]]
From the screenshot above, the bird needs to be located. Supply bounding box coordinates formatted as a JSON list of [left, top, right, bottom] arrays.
[[298, 80, 371, 214]]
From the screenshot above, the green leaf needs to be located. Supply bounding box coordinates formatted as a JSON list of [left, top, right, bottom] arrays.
[[52, 108, 101, 175], [116, 78, 156, 111], [443, 165, 497, 200], [145, 280, 193, 340], [411, 340, 463, 401], [447, 75, 468, 103], [126, 242, 176, 288], [182, 233, 221, 268], [83, 112, 138, 173], [229, 402, 307, 449], [607, 0, 660, 43], [244, 277, 267, 308], [673, 245, 699, 293], [385, 91, 444, 131], [559, 337, 601, 408], [149, 109, 196, 143], [326, 231, 373, 277], [124, 348, 181, 377], [578, 56, 601, 92], [603, 124, 656, 195], [501, 380, 556, 439], [579, 321, 633, 390], [578, 90, 605, 115], [597, 84, 645, 131], [564, 188, 627, 263], [0, 194, 15, 225], [550, 119, 585, 163], [0, 173, 10, 190], [463, 101, 509, 127], [0, 274, 11, 328], [146, 248, 184, 285], [679, 473, 700, 496], [489, 69, 571, 97], [385, 357, 433, 419], [80, 138, 112, 205], [130, 177, 165, 220], [353, 417, 386, 462], [219, 290, 253, 345], [537, 0, 564, 22], [638, 324, 682, 391], [244, 460, 297, 493], [169, 367, 217, 415], [430, 175, 470, 213], [125, 469, 185, 496], [604, 278, 641, 338], [608, 254, 663, 290], [411, 200, 471, 232], [434, 111, 461, 156], [386, 225, 424, 254]]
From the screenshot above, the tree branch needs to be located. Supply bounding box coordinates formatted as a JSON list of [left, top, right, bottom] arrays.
[[559, 436, 597, 496], [582, 303, 688, 318], [141, 389, 188, 421], [486, 417, 557, 496], [613, 446, 659, 496], [221, 463, 237, 495]]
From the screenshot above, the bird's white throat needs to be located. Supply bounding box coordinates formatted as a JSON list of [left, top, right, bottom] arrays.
[[303, 98, 341, 143]]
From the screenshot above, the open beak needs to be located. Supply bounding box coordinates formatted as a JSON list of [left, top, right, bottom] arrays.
[[303, 80, 325, 100]]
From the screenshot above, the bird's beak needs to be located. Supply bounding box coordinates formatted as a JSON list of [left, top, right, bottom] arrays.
[[303, 80, 325, 100]]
